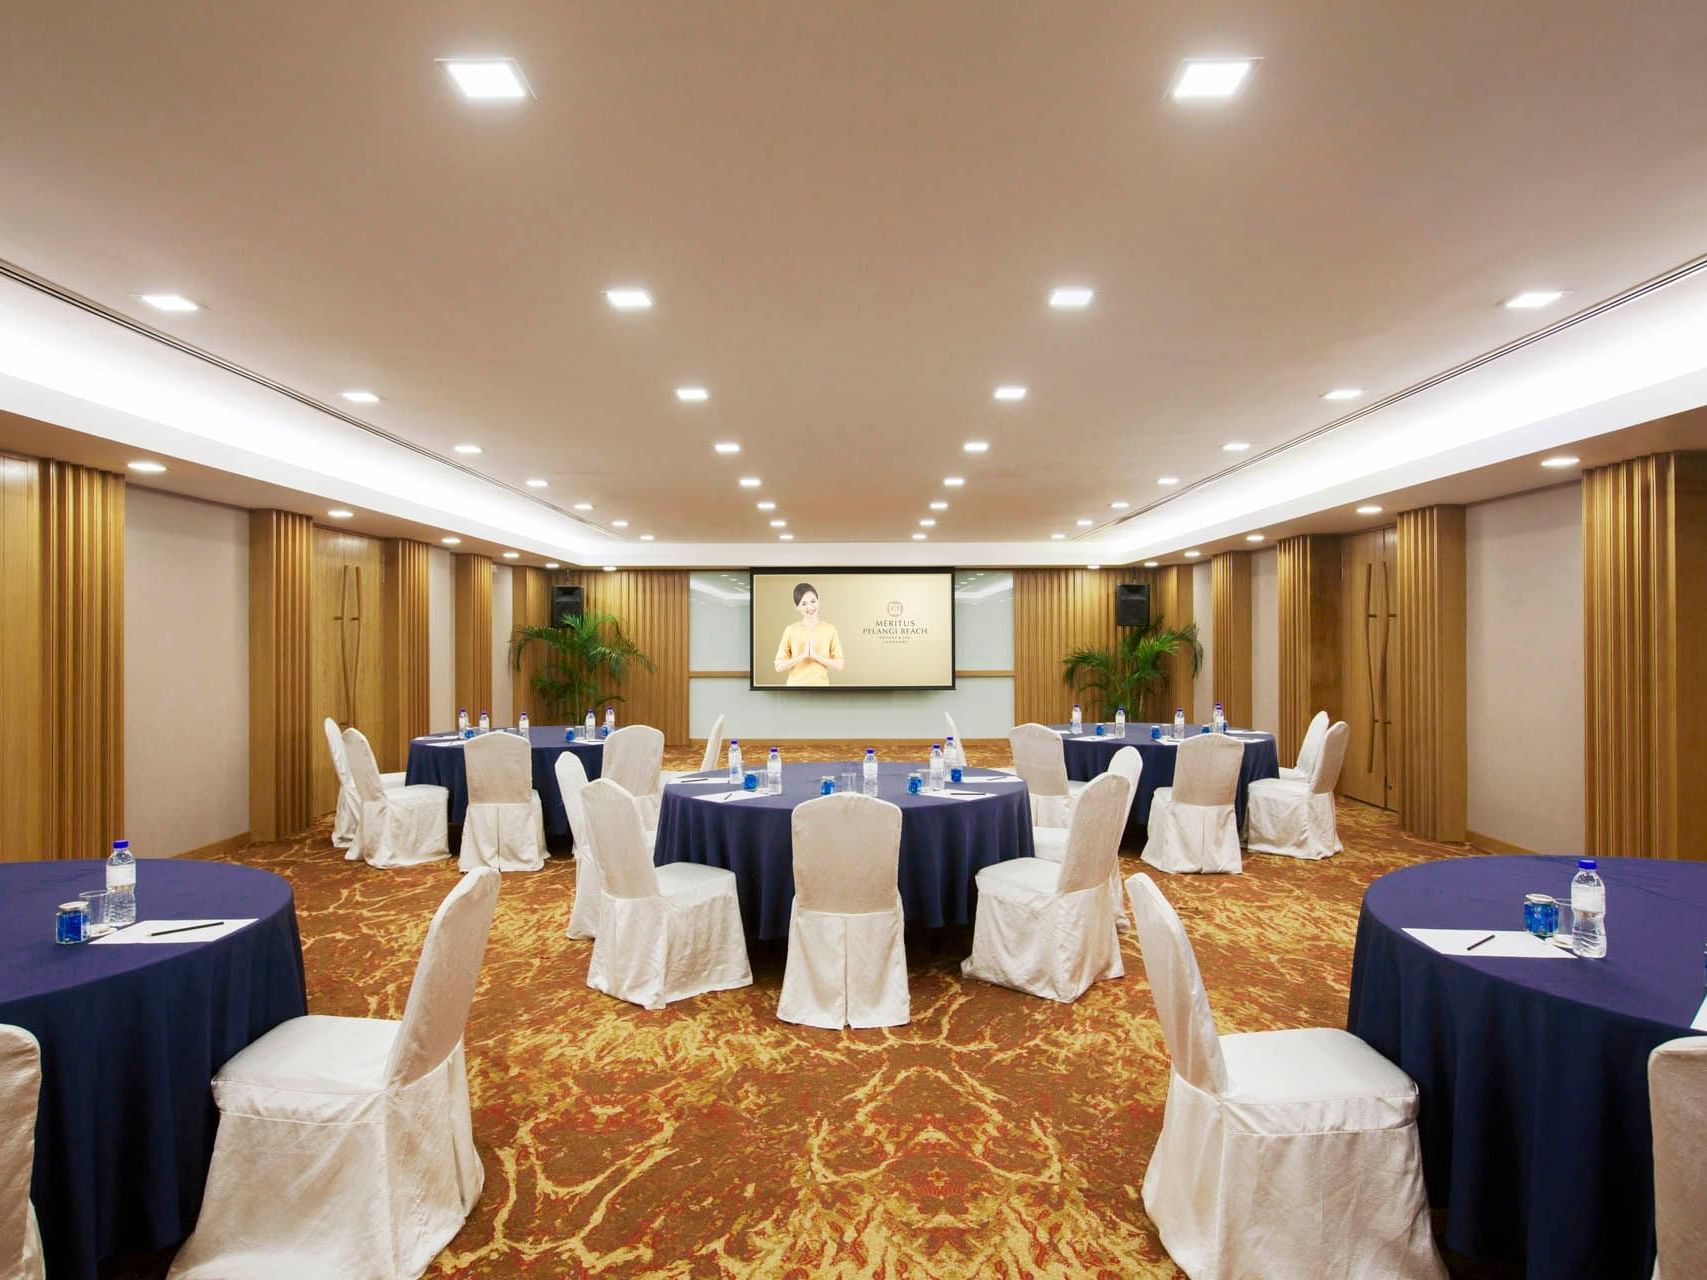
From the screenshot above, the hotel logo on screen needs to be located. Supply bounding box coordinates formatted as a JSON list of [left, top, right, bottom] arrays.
[[865, 598, 929, 644]]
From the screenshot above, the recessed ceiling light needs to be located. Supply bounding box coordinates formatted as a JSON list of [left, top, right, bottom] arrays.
[[544, 561, 560, 569], [127, 460, 167, 473], [1076, 518, 1093, 527], [572, 502, 593, 511], [453, 443, 482, 455], [1505, 290, 1564, 310], [1184, 549, 1202, 558], [943, 476, 965, 487], [138, 293, 199, 312], [1050, 532, 1065, 540], [919, 519, 936, 528], [912, 533, 927, 541], [341, 390, 381, 405], [604, 287, 653, 311], [1323, 388, 1363, 401], [611, 520, 629, 529], [524, 477, 549, 488], [640, 534, 655, 541], [1049, 286, 1094, 309], [502, 551, 520, 559], [756, 501, 776, 511], [676, 386, 709, 402], [779, 533, 794, 541], [1157, 475, 1180, 486], [1356, 505, 1383, 515], [739, 477, 762, 488], [441, 536, 461, 545], [1540, 455, 1581, 469], [1170, 57, 1258, 101], [1222, 441, 1251, 452], [439, 57, 531, 101], [1143, 560, 1159, 568], [1245, 533, 1265, 542], [770, 519, 788, 528], [993, 385, 1027, 402], [930, 501, 948, 511], [1110, 500, 1130, 510], [714, 442, 741, 454], [327, 509, 354, 519], [602, 565, 617, 572], [963, 440, 990, 454], [1086, 564, 1102, 571]]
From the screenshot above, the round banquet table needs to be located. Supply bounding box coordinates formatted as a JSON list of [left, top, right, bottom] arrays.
[[1347, 855, 1707, 1280], [405, 725, 604, 835], [653, 761, 1035, 939], [0, 860, 306, 1280], [1054, 723, 1280, 830]]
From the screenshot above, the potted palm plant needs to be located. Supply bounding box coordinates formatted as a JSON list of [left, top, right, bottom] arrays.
[[1061, 619, 1203, 722], [510, 611, 654, 721]]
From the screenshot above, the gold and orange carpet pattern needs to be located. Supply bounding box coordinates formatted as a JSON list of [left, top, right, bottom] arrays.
[[120, 741, 1499, 1279]]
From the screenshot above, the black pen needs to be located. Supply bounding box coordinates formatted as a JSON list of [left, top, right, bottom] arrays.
[[1463, 933, 1496, 952], [150, 921, 224, 938]]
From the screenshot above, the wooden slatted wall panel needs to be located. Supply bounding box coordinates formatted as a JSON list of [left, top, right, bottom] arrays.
[[249, 510, 314, 840], [509, 566, 551, 722], [382, 538, 432, 774], [0, 454, 44, 861], [1276, 534, 1344, 769], [1211, 551, 1252, 726], [310, 528, 386, 814], [1338, 527, 1398, 808], [558, 570, 689, 744], [1394, 505, 1467, 842], [1583, 453, 1707, 860], [40, 461, 125, 859], [453, 554, 493, 722], [1150, 565, 1197, 721]]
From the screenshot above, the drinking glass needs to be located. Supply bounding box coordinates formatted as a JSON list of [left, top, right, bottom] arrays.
[[820, 776, 836, 795], [840, 771, 860, 796], [1523, 893, 1559, 939], [907, 771, 924, 795], [78, 890, 113, 937]]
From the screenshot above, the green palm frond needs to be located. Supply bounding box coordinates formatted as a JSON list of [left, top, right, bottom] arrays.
[[510, 611, 655, 720], [1060, 617, 1202, 721]]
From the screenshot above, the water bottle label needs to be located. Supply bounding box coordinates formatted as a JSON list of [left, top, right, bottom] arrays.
[[107, 864, 136, 889], [1571, 884, 1605, 914]]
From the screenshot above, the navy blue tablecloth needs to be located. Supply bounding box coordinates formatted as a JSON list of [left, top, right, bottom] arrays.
[[653, 761, 1034, 939], [1055, 724, 1279, 829], [405, 726, 604, 835], [1347, 855, 1707, 1280], [0, 860, 306, 1280]]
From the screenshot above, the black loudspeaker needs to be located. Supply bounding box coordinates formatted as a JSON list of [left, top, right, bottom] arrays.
[[551, 584, 584, 626], [1116, 582, 1150, 629]]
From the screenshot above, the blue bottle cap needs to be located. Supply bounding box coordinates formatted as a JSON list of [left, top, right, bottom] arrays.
[[112, 839, 129, 850], [730, 738, 739, 745], [1578, 858, 1597, 870]]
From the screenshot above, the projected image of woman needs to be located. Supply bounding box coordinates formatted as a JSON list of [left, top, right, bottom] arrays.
[[773, 582, 844, 686]]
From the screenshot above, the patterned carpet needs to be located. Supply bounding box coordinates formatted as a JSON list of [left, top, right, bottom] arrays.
[[113, 740, 1503, 1280]]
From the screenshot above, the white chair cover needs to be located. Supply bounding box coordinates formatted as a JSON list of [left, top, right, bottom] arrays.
[[1245, 721, 1350, 860], [961, 772, 1127, 1003], [662, 714, 726, 785], [1278, 709, 1330, 783], [345, 728, 449, 868], [1034, 746, 1142, 933], [1010, 722, 1075, 828], [325, 718, 407, 855], [603, 725, 665, 826], [1652, 1036, 1707, 1280], [168, 869, 501, 1280], [0, 1026, 44, 1280], [777, 794, 909, 1029], [556, 751, 603, 940], [457, 731, 547, 873], [581, 780, 752, 1010], [1125, 873, 1445, 1280], [1141, 733, 1245, 875]]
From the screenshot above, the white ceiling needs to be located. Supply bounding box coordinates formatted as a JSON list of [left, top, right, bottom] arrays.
[[1, 1, 1706, 562]]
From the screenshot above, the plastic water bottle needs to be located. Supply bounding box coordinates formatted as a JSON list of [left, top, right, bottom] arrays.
[[929, 744, 945, 791], [863, 748, 879, 796], [1070, 703, 1083, 735], [457, 707, 469, 733], [1213, 702, 1227, 733], [1114, 706, 1126, 738], [944, 734, 958, 766], [604, 705, 616, 737], [727, 739, 743, 786], [1570, 859, 1607, 958], [518, 712, 530, 735], [1174, 707, 1186, 740], [766, 746, 782, 794], [585, 708, 597, 739], [478, 710, 490, 733], [106, 839, 136, 927]]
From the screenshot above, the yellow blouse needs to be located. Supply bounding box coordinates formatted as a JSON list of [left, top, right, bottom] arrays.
[[774, 622, 843, 686]]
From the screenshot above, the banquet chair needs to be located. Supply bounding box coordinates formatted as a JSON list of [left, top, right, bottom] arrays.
[[1009, 722, 1082, 828], [662, 713, 725, 785], [603, 724, 666, 826], [557, 753, 659, 940], [581, 779, 752, 1009], [344, 728, 450, 868], [324, 717, 407, 855], [1141, 732, 1245, 875], [778, 793, 909, 1029], [457, 730, 547, 873], [0, 1025, 45, 1280], [1277, 709, 1329, 783], [1244, 721, 1350, 860], [1033, 746, 1141, 930], [1651, 1037, 1707, 1280], [961, 771, 1127, 1003], [1125, 873, 1446, 1280], [167, 869, 501, 1280]]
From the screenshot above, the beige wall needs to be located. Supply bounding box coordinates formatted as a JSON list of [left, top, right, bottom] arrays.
[[1250, 547, 1279, 735], [428, 546, 454, 729], [1466, 483, 1584, 851], [124, 487, 249, 856]]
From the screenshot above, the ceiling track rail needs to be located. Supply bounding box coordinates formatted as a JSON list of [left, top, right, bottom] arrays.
[[0, 256, 586, 528]]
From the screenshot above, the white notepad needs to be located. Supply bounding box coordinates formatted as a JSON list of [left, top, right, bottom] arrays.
[[1402, 928, 1572, 959], [961, 775, 1023, 784], [668, 777, 731, 785], [93, 919, 258, 945], [694, 790, 766, 803]]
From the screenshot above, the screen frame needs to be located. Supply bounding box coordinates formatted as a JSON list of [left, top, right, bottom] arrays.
[[746, 567, 959, 692]]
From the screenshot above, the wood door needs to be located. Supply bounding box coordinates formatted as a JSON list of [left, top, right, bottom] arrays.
[[1340, 527, 1398, 807]]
